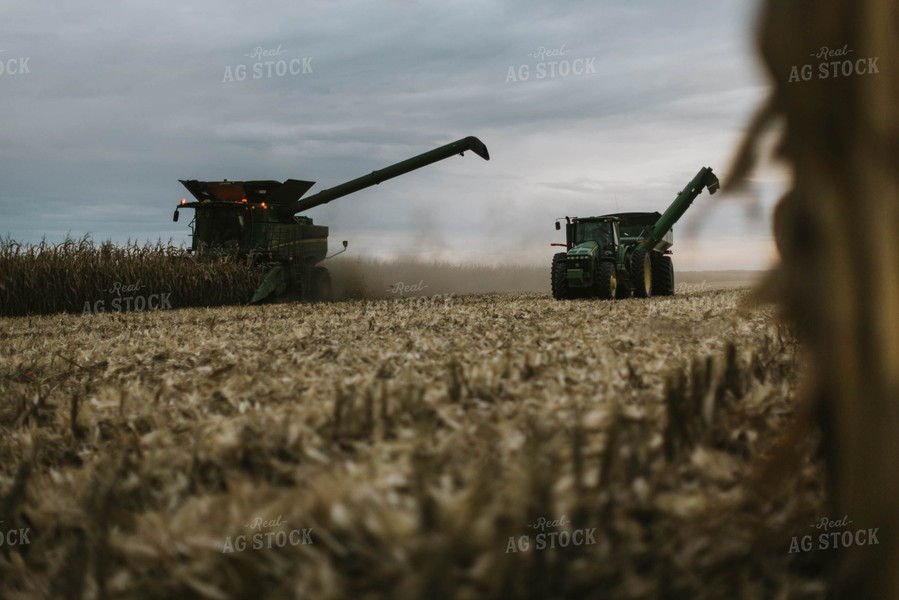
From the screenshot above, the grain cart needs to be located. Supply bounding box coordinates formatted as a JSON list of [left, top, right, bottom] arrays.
[[173, 136, 489, 303], [551, 166, 719, 300]]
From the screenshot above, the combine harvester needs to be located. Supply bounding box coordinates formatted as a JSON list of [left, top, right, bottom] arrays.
[[551, 166, 720, 300], [172, 137, 489, 303]]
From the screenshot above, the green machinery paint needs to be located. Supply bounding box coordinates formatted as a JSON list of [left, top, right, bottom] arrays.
[[551, 167, 720, 300], [173, 137, 489, 303]]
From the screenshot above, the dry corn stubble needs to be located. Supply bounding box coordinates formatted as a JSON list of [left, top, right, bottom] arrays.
[[0, 288, 828, 598]]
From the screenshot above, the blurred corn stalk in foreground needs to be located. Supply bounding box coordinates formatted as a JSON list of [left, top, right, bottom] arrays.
[[729, 0, 899, 595]]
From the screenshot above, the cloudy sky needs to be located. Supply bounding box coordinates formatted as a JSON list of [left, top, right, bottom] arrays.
[[0, 0, 786, 270]]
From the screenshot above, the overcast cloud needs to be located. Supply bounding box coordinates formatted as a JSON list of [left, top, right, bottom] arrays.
[[0, 0, 784, 270]]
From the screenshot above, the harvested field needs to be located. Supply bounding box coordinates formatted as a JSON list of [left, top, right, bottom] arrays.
[[0, 289, 829, 599]]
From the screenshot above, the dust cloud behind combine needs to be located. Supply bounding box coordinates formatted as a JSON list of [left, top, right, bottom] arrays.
[[327, 257, 763, 301], [327, 257, 550, 300]]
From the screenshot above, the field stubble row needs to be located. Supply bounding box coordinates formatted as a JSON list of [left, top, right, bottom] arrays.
[[0, 289, 826, 599]]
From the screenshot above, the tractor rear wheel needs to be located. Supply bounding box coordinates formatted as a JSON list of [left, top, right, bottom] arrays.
[[630, 249, 652, 298], [551, 252, 573, 299], [652, 254, 675, 296], [595, 261, 617, 300]]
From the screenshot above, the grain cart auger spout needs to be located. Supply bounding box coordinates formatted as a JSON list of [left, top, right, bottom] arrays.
[[172, 136, 489, 303], [550, 166, 719, 301]]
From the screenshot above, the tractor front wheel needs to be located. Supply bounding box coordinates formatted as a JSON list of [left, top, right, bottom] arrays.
[[551, 252, 573, 300], [595, 261, 617, 300]]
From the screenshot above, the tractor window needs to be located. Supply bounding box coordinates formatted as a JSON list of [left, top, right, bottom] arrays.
[[574, 222, 612, 247]]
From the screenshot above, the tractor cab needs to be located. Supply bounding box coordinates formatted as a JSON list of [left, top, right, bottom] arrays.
[[557, 216, 620, 255], [572, 218, 618, 250]]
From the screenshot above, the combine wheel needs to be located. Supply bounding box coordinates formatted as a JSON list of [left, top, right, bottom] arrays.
[[630, 249, 652, 298], [595, 261, 617, 300], [651, 254, 675, 296], [667, 258, 675, 295], [551, 252, 573, 300]]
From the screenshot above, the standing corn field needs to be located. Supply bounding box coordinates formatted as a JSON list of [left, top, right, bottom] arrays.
[[0, 236, 263, 317]]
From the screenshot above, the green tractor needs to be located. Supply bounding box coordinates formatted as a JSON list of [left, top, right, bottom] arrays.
[[173, 136, 489, 303], [551, 166, 720, 300]]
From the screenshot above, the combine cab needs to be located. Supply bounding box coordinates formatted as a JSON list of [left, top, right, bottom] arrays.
[[173, 137, 489, 303], [551, 166, 720, 300]]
